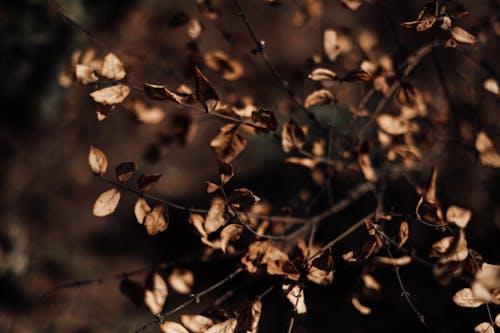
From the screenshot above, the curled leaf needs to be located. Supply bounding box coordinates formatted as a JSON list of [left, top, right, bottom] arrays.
[[283, 284, 307, 314], [194, 66, 219, 112], [228, 188, 260, 210], [351, 297, 372, 315], [397, 221, 409, 250], [281, 119, 306, 153], [204, 50, 244, 81], [304, 89, 334, 108], [143, 82, 185, 104], [308, 68, 337, 81], [220, 224, 243, 253]]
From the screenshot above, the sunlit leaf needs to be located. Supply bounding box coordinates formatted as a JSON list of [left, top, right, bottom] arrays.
[[228, 188, 260, 210], [304, 89, 334, 108], [160, 321, 189, 333], [134, 198, 151, 225], [283, 284, 307, 314], [100, 53, 126, 80], [475, 131, 500, 168], [220, 224, 243, 253], [180, 315, 214, 333], [474, 322, 494, 333], [453, 288, 485, 308], [351, 297, 372, 315], [144, 205, 169, 235], [88, 146, 108, 176], [446, 205, 472, 228], [168, 268, 194, 294], [90, 84, 131, 105], [308, 68, 338, 81], [210, 124, 247, 164], [204, 51, 244, 81], [205, 197, 226, 234], [93, 188, 121, 217], [145, 273, 168, 314], [281, 119, 306, 153], [451, 27, 477, 44], [129, 99, 166, 124], [205, 319, 237, 333]]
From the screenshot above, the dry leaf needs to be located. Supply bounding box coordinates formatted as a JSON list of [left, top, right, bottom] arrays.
[[145, 273, 168, 314], [304, 89, 334, 108], [205, 319, 237, 333], [251, 108, 278, 132], [115, 161, 137, 183], [187, 18, 203, 40], [220, 224, 243, 253], [343, 70, 372, 82], [416, 168, 445, 229], [210, 124, 247, 164], [474, 322, 494, 333], [398, 221, 409, 249], [323, 29, 341, 62], [359, 153, 377, 182], [206, 182, 220, 194], [219, 162, 234, 185], [205, 197, 226, 234], [137, 173, 162, 193], [134, 198, 151, 224], [76, 64, 98, 84], [475, 131, 500, 168], [483, 78, 499, 96], [90, 84, 131, 105], [130, 99, 166, 124], [88, 146, 108, 176], [249, 300, 262, 333], [180, 315, 214, 333], [362, 274, 381, 291], [351, 297, 372, 315], [143, 82, 186, 104], [446, 206, 472, 228], [341, 0, 362, 11], [453, 288, 485, 308], [169, 268, 194, 294], [285, 157, 319, 169], [451, 27, 477, 44], [93, 188, 121, 217], [189, 214, 207, 238], [416, 17, 436, 32], [194, 66, 219, 112], [204, 51, 244, 81], [229, 188, 260, 210], [281, 119, 306, 153], [283, 284, 307, 314], [308, 68, 338, 81], [376, 114, 409, 135], [475, 263, 500, 291], [160, 321, 189, 333], [100, 53, 126, 80], [373, 256, 412, 266], [144, 205, 169, 235]]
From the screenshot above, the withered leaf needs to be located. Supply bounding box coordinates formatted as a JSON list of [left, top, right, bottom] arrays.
[[119, 277, 144, 307], [475, 131, 500, 168], [249, 300, 262, 333], [187, 18, 203, 40], [144, 205, 169, 235], [342, 70, 372, 82], [194, 66, 219, 112], [446, 205, 472, 228], [416, 17, 436, 32], [398, 221, 409, 250], [137, 173, 162, 192], [88, 146, 108, 176], [130, 99, 166, 124], [134, 198, 151, 224], [373, 256, 412, 266], [281, 119, 306, 153], [145, 273, 168, 314], [206, 182, 220, 194], [341, 0, 362, 11], [474, 322, 494, 333], [220, 224, 243, 253], [143, 82, 185, 104], [168, 268, 194, 294], [308, 68, 338, 81], [483, 78, 499, 96], [362, 274, 381, 291], [283, 284, 307, 314], [451, 27, 477, 45], [351, 297, 372, 315], [100, 52, 126, 80], [453, 288, 485, 308], [205, 197, 226, 234], [115, 161, 137, 183], [251, 108, 278, 132], [90, 84, 131, 105], [358, 152, 377, 182], [160, 321, 189, 333], [180, 315, 214, 333], [228, 188, 260, 210], [93, 188, 121, 217], [76, 64, 98, 84], [323, 29, 341, 62], [304, 89, 334, 108], [210, 124, 247, 164], [204, 51, 244, 81], [205, 319, 237, 333], [308, 251, 334, 286], [219, 162, 234, 185], [376, 114, 409, 135], [189, 214, 207, 238]]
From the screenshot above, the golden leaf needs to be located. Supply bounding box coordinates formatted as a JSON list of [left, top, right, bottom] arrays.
[[88, 146, 108, 176], [92, 188, 121, 217], [168, 268, 194, 294], [90, 84, 131, 105]]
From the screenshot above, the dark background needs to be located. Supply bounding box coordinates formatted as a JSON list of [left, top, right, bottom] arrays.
[[0, 0, 499, 332]]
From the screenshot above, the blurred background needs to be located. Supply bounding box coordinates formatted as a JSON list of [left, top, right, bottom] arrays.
[[0, 0, 499, 332]]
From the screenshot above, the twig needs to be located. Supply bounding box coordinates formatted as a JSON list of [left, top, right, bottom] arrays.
[[232, 0, 320, 124], [133, 267, 244, 333]]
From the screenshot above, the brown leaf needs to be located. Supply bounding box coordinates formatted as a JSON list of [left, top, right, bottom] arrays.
[[204, 51, 244, 81], [362, 274, 381, 291], [134, 198, 151, 224], [373, 256, 412, 266], [160, 321, 189, 333], [446, 205, 472, 228], [205, 319, 237, 333], [416, 17, 436, 32], [206, 182, 220, 194], [251, 108, 278, 132], [451, 27, 477, 44], [145, 273, 168, 314], [180, 315, 214, 333], [100, 53, 126, 80], [187, 18, 203, 40], [281, 119, 306, 153], [210, 124, 247, 164], [205, 197, 226, 234], [483, 78, 499, 96], [168, 268, 194, 294], [220, 224, 243, 253], [93, 188, 121, 217], [358, 152, 377, 182], [137, 173, 162, 193], [129, 99, 166, 124], [323, 29, 341, 62], [88, 146, 108, 176], [376, 114, 409, 135], [342, 70, 372, 82], [194, 66, 219, 112], [249, 300, 262, 333], [397, 221, 409, 250], [474, 323, 494, 333], [341, 0, 362, 11], [76, 64, 98, 84], [285, 157, 319, 169], [308, 68, 338, 81], [219, 162, 234, 185], [143, 82, 185, 104], [453, 288, 485, 308], [351, 297, 372, 315], [475, 132, 500, 168], [90, 84, 131, 105], [115, 161, 137, 183], [283, 284, 307, 314], [189, 214, 207, 238], [304, 89, 334, 108], [119, 277, 144, 307], [308, 251, 334, 286], [144, 205, 169, 235], [228, 188, 260, 210]]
